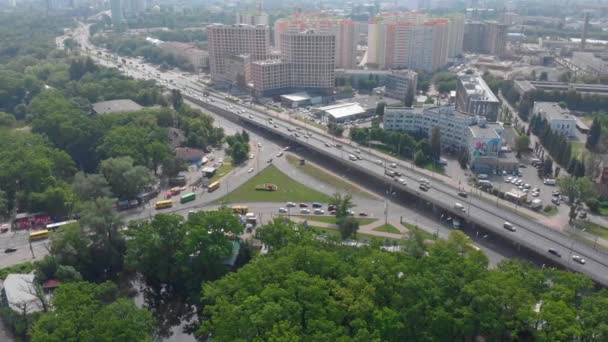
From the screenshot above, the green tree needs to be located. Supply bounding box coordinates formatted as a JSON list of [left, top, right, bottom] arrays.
[[30, 281, 154, 341], [30, 184, 76, 217], [337, 216, 359, 239], [586, 118, 601, 151], [161, 156, 186, 178], [514, 134, 530, 158], [558, 176, 596, 223], [71, 172, 112, 202], [99, 157, 152, 199], [329, 192, 355, 219], [430, 126, 441, 161], [376, 101, 386, 118], [256, 218, 307, 251], [539, 71, 548, 81]]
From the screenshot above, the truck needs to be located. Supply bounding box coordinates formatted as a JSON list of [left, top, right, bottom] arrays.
[[169, 176, 187, 187]]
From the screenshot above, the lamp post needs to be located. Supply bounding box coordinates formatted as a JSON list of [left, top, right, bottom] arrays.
[[385, 188, 396, 226]]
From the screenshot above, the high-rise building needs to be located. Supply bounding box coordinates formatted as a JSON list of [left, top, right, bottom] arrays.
[[281, 30, 335, 91], [110, 0, 124, 24], [446, 14, 465, 58], [455, 75, 500, 122], [366, 12, 455, 72], [463, 21, 508, 56], [207, 24, 271, 83], [237, 12, 270, 26], [274, 14, 357, 69]]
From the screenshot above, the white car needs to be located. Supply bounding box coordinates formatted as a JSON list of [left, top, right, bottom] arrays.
[[390, 163, 397, 168], [248, 168, 254, 173], [397, 178, 407, 185], [278, 208, 288, 214], [300, 208, 311, 214], [572, 255, 586, 265], [286, 202, 296, 208], [257, 143, 262, 147], [276, 152, 283, 157], [313, 209, 325, 215], [505, 177, 512, 183], [325, 142, 332, 147]]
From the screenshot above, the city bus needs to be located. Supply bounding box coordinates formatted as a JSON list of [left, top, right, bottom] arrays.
[[231, 206, 249, 215], [155, 200, 174, 210], [46, 220, 78, 232], [208, 181, 220, 192], [180, 193, 196, 204], [29, 230, 49, 241]]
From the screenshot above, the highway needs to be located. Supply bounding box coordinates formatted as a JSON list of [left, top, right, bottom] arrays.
[[68, 22, 608, 286]]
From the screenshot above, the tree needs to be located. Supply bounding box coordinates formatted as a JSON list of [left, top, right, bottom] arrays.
[[72, 172, 112, 201], [404, 84, 415, 107], [539, 71, 548, 81], [256, 218, 311, 251], [30, 281, 154, 341], [458, 148, 469, 169], [30, 185, 76, 217], [228, 141, 248, 165], [376, 101, 386, 118], [99, 157, 152, 199], [430, 126, 441, 161], [327, 122, 345, 137], [161, 156, 186, 178], [558, 176, 596, 223], [543, 158, 553, 176], [337, 216, 359, 239], [586, 118, 601, 151], [329, 192, 355, 219], [171, 89, 184, 110], [514, 134, 530, 158]]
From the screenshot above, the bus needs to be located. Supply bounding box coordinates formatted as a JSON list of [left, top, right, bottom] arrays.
[[208, 181, 220, 192], [155, 200, 173, 210], [29, 230, 49, 241], [46, 220, 78, 232], [180, 193, 196, 204], [232, 206, 248, 215]]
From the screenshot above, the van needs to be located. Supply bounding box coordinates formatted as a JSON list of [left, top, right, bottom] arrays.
[[503, 222, 516, 232], [454, 202, 465, 212]]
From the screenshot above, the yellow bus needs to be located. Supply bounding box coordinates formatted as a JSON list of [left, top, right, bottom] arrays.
[[231, 206, 248, 215], [29, 230, 49, 241], [208, 181, 220, 192], [155, 200, 173, 210]]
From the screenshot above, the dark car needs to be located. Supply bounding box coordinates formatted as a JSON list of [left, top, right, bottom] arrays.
[[267, 158, 273, 163], [458, 191, 468, 198], [299, 203, 308, 208], [4, 248, 17, 254], [394, 171, 402, 177], [419, 184, 429, 192], [328, 204, 336, 211], [548, 248, 562, 258], [359, 212, 368, 217], [312, 202, 323, 208]]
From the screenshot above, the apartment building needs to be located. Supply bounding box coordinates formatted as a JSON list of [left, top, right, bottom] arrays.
[[158, 42, 208, 70], [250, 59, 290, 94], [446, 14, 465, 58], [366, 12, 458, 72], [463, 21, 508, 56], [207, 24, 270, 83], [236, 12, 269, 26], [532, 102, 576, 137], [455, 75, 500, 122], [384, 70, 418, 104], [274, 14, 357, 69]]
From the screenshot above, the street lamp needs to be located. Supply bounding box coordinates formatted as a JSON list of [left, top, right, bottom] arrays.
[[384, 188, 396, 226]]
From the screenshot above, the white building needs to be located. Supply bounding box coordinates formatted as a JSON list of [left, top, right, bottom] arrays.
[[318, 103, 367, 123], [236, 12, 269, 26], [384, 70, 418, 104], [532, 102, 576, 137], [456, 75, 500, 122], [3, 274, 45, 314]]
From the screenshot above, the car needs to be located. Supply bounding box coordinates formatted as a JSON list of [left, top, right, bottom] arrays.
[[390, 163, 397, 168], [548, 248, 562, 257], [325, 142, 332, 147], [284, 146, 290, 151], [294, 133, 300, 137], [249, 154, 254, 159], [532, 188, 540, 193], [257, 142, 262, 147], [394, 171, 402, 177], [532, 192, 540, 197], [359, 212, 368, 217], [278, 208, 288, 214], [503, 221, 516, 232], [273, 124, 279, 128], [572, 255, 586, 265], [579, 211, 587, 219], [299, 203, 308, 208], [276, 152, 283, 157], [551, 197, 561, 205], [347, 210, 355, 216], [312, 202, 322, 208], [329, 210, 336, 216], [286, 202, 296, 208], [1, 223, 9, 233], [374, 159, 383, 165], [354, 149, 361, 154], [314, 209, 325, 215], [397, 178, 407, 185], [458, 191, 468, 198], [248, 168, 254, 173], [4, 248, 17, 253], [300, 208, 311, 214], [419, 184, 429, 191], [266, 158, 273, 163], [552, 190, 560, 196], [328, 204, 336, 211], [523, 188, 530, 193], [523, 184, 531, 189], [419, 178, 430, 185], [505, 177, 512, 183]]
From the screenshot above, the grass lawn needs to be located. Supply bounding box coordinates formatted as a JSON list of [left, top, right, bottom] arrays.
[[599, 207, 608, 216], [541, 206, 559, 217], [294, 116, 326, 130], [286, 155, 378, 200], [402, 222, 436, 240], [373, 224, 401, 234], [210, 156, 234, 183], [309, 226, 403, 243], [217, 164, 331, 203], [571, 142, 585, 158], [580, 222, 608, 240], [421, 162, 446, 175], [295, 215, 377, 225]]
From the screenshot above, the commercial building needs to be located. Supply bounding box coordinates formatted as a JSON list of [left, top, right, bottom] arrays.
[[274, 14, 357, 69], [455, 75, 500, 122], [384, 106, 516, 173], [159, 41, 208, 70], [572, 51, 608, 77], [207, 24, 270, 84], [250, 30, 336, 97], [366, 12, 453, 72], [318, 103, 367, 123], [463, 21, 508, 56], [514, 80, 608, 97], [384, 70, 418, 104], [532, 102, 576, 137]]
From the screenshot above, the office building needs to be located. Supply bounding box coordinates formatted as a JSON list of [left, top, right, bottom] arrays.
[[110, 0, 123, 24], [514, 80, 608, 98], [446, 14, 465, 58], [366, 12, 454, 72], [207, 24, 270, 83], [274, 14, 357, 69], [463, 21, 508, 56], [456, 75, 500, 121], [384, 70, 418, 104], [318, 103, 367, 123], [532, 102, 576, 137], [384, 106, 515, 173], [237, 12, 269, 26], [572, 51, 608, 77]]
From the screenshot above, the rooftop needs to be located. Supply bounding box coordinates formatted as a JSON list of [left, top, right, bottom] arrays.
[[280, 92, 310, 102], [4, 274, 45, 314], [175, 147, 205, 161], [319, 102, 366, 119], [92, 99, 143, 114], [459, 75, 499, 103], [469, 123, 502, 140], [345, 94, 401, 111], [533, 102, 575, 121]]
